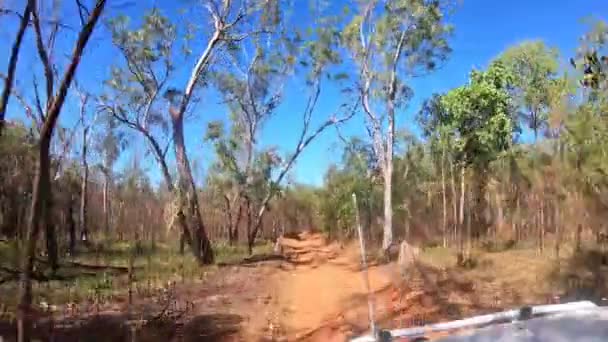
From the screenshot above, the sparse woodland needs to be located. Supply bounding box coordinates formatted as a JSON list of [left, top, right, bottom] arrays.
[[1, 1, 608, 341]]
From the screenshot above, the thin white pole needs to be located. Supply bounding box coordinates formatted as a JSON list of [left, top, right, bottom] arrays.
[[352, 193, 377, 338]]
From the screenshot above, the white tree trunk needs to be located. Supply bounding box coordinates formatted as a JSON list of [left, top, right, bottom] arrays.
[[382, 102, 395, 250], [103, 174, 109, 235], [382, 163, 393, 251], [441, 145, 447, 247]]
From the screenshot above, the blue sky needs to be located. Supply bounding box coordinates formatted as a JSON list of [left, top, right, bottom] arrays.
[[1, 0, 607, 187]]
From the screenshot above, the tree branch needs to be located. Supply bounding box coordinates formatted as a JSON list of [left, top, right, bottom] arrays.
[[250, 96, 359, 240], [53, 116, 83, 180], [179, 24, 222, 119], [75, 0, 90, 26], [32, 76, 46, 122], [0, 73, 40, 131], [30, 0, 54, 107], [388, 31, 407, 101], [0, 2, 32, 136]]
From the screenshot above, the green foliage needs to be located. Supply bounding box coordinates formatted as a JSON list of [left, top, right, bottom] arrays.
[[497, 40, 560, 138], [320, 138, 381, 237], [343, 0, 452, 100], [103, 8, 178, 136], [440, 61, 516, 166], [108, 8, 176, 67], [572, 19, 608, 92]]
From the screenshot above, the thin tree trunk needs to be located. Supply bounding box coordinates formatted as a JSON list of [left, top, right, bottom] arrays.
[[233, 201, 243, 244], [139, 130, 193, 255], [539, 195, 545, 253], [44, 194, 58, 271], [18, 3, 106, 341], [18, 146, 51, 342], [103, 173, 110, 236], [246, 198, 253, 255], [449, 157, 458, 245], [382, 161, 393, 251], [514, 193, 520, 241], [80, 125, 89, 244], [170, 111, 213, 264], [0, 2, 32, 136], [459, 163, 466, 254], [554, 205, 561, 259], [495, 190, 503, 243], [68, 197, 76, 256], [466, 185, 472, 258], [224, 195, 234, 244], [441, 145, 447, 247], [366, 198, 373, 243]]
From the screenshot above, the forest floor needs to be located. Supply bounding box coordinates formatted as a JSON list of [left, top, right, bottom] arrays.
[[1, 232, 608, 341]]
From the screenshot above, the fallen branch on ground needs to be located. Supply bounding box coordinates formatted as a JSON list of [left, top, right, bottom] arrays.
[[36, 258, 139, 273], [217, 253, 286, 267]]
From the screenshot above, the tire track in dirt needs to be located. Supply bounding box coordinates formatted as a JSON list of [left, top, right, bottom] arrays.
[[269, 232, 394, 342]]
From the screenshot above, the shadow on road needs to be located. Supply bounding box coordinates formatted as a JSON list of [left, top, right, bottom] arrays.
[[0, 312, 244, 342]]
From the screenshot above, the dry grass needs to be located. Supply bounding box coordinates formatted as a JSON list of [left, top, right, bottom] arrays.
[[417, 239, 608, 308], [0, 239, 273, 313]]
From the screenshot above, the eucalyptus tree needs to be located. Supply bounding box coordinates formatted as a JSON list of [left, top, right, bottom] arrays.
[[204, 6, 292, 245], [207, 2, 360, 253], [100, 8, 188, 252], [498, 41, 560, 142], [74, 84, 98, 246], [440, 61, 517, 251], [94, 115, 125, 236], [342, 0, 452, 251], [104, 1, 299, 262]]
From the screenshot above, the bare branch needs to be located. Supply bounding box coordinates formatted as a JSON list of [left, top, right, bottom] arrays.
[[359, 0, 377, 53], [300, 81, 322, 141], [162, 137, 172, 159], [388, 31, 407, 101], [75, 0, 90, 26], [0, 1, 32, 136], [73, 79, 91, 125], [0, 7, 24, 18], [205, 1, 221, 25], [46, 18, 60, 53], [357, 0, 386, 166], [334, 123, 350, 146], [32, 76, 45, 122], [0, 73, 40, 131], [179, 24, 222, 118], [243, 49, 262, 130], [251, 95, 360, 240], [221, 0, 232, 17], [142, 89, 160, 131], [31, 0, 54, 107], [225, 11, 245, 30], [0, 7, 75, 30], [53, 116, 83, 180]]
